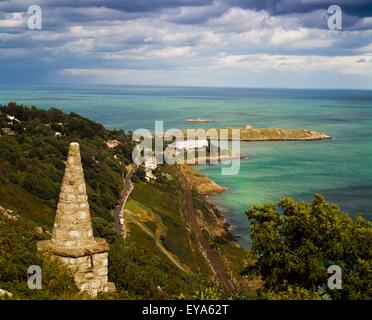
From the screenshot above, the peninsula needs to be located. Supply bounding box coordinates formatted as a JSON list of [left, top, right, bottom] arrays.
[[162, 125, 331, 141], [221, 125, 331, 141]]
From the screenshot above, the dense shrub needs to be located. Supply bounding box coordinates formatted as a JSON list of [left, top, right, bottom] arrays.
[[245, 194, 372, 300]]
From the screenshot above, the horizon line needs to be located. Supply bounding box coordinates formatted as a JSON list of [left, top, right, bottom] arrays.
[[0, 82, 371, 92]]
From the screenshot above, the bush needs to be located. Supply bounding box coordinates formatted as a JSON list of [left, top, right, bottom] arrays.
[[92, 217, 120, 244], [245, 194, 372, 300]]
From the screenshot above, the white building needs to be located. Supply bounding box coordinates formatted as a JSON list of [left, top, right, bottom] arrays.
[[144, 158, 157, 170], [174, 139, 209, 150], [144, 157, 157, 182], [6, 114, 20, 124], [106, 139, 120, 149]]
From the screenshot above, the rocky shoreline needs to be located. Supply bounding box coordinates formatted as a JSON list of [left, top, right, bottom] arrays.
[[180, 165, 241, 242]]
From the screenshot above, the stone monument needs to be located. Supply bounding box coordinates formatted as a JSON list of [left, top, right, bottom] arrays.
[[37, 142, 115, 296]]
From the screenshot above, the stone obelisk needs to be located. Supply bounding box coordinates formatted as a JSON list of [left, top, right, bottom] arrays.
[[37, 142, 115, 296]]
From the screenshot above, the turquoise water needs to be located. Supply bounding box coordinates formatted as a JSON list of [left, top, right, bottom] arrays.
[[1, 85, 371, 247]]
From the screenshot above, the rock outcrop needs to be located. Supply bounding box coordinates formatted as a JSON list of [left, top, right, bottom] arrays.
[[0, 205, 19, 221], [180, 164, 226, 194]]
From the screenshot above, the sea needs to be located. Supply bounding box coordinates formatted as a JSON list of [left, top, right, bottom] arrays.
[[1, 84, 371, 248]]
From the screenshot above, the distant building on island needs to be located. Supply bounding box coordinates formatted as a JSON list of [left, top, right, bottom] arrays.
[[186, 118, 215, 123]]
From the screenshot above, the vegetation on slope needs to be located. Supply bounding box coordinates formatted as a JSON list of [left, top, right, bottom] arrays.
[[0, 103, 249, 299], [0, 205, 82, 300], [245, 195, 372, 300], [0, 102, 135, 224]]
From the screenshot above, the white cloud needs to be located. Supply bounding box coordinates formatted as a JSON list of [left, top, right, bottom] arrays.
[[0, 12, 25, 28], [217, 53, 372, 75], [209, 7, 271, 32], [104, 45, 195, 60]]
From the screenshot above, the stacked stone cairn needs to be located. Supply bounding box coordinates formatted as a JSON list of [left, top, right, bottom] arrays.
[[37, 142, 115, 296]]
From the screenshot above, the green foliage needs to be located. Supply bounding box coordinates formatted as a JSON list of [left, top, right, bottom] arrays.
[[132, 165, 146, 182], [227, 282, 257, 300], [263, 286, 321, 300], [108, 239, 211, 299], [12, 258, 82, 300], [129, 181, 209, 272], [109, 240, 168, 299], [0, 211, 80, 299], [92, 217, 121, 244], [191, 287, 222, 300], [153, 165, 178, 192], [0, 103, 129, 223], [245, 194, 372, 300]]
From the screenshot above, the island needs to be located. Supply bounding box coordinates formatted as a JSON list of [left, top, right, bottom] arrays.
[[186, 118, 215, 123]]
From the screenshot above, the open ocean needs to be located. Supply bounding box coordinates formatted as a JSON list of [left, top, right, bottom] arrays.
[[1, 84, 371, 247]]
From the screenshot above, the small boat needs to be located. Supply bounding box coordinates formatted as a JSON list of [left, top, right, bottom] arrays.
[[186, 118, 215, 123]]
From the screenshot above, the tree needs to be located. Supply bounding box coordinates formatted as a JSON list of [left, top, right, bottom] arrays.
[[245, 194, 372, 300], [92, 217, 120, 244]]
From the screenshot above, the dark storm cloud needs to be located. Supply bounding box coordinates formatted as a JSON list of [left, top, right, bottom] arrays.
[[5, 0, 370, 16], [0, 0, 214, 13], [228, 0, 372, 18], [0, 0, 219, 30], [1, 0, 371, 29], [78, 0, 215, 13]]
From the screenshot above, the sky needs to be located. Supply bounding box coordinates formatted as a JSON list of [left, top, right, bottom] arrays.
[[0, 0, 371, 89]]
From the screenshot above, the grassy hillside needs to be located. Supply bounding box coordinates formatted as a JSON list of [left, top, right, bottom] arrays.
[[0, 103, 252, 300]]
